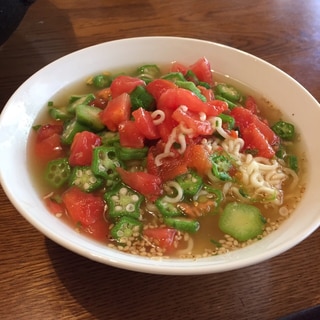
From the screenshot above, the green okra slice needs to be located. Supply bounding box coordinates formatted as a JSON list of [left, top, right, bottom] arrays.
[[155, 197, 184, 218], [215, 83, 241, 103], [69, 166, 103, 192], [175, 170, 203, 197], [136, 64, 161, 83], [91, 146, 123, 187], [61, 119, 89, 145], [67, 93, 96, 114], [271, 120, 295, 140], [219, 202, 266, 242], [104, 183, 144, 220], [164, 217, 200, 233], [211, 152, 233, 181], [116, 145, 148, 161], [45, 158, 71, 188], [161, 72, 186, 83], [75, 104, 105, 131], [110, 216, 143, 244]]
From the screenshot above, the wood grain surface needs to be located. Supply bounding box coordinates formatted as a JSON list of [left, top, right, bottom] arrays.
[[0, 1, 319, 319]]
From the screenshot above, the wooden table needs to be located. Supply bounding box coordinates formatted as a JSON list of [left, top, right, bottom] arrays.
[[1, 1, 319, 319]]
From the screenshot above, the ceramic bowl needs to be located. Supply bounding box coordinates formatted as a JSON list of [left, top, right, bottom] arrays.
[[0, 37, 319, 275]]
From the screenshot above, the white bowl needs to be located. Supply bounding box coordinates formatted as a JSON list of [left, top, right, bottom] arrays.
[[0, 37, 319, 275]]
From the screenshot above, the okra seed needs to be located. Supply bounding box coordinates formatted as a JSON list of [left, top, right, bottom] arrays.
[[131, 195, 139, 202], [126, 204, 135, 212], [119, 187, 128, 195], [111, 195, 119, 201], [115, 205, 122, 211]]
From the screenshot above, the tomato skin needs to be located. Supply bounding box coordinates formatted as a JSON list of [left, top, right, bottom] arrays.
[[62, 187, 105, 227], [110, 75, 145, 98], [172, 107, 214, 136], [170, 61, 188, 75], [143, 227, 177, 252], [189, 57, 213, 85], [36, 123, 63, 142], [117, 167, 162, 199], [86, 219, 109, 241], [34, 133, 64, 163], [184, 144, 212, 176], [69, 131, 101, 166], [230, 107, 279, 146], [146, 78, 177, 101], [99, 92, 131, 132], [132, 108, 160, 140], [45, 197, 65, 216], [158, 88, 226, 117], [241, 123, 275, 158], [244, 95, 258, 114], [118, 120, 145, 148]]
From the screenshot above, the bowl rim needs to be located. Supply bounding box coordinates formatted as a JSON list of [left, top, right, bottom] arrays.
[[0, 36, 319, 275]]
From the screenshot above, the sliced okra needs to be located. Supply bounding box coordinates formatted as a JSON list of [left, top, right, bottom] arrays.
[[155, 197, 184, 218], [69, 166, 103, 192], [110, 216, 143, 244], [104, 183, 144, 220], [45, 158, 71, 188], [164, 217, 200, 233], [75, 104, 105, 131], [175, 170, 203, 197]]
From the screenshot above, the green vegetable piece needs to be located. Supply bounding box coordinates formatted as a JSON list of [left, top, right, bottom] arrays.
[[211, 153, 233, 181], [161, 72, 186, 83], [287, 154, 299, 172], [92, 74, 112, 88], [69, 166, 103, 192], [185, 70, 199, 85], [198, 184, 224, 211], [215, 83, 241, 102], [61, 119, 89, 145], [275, 145, 286, 159], [110, 216, 143, 244], [100, 131, 120, 146], [68, 93, 95, 114], [271, 121, 295, 140], [45, 158, 71, 188], [218, 113, 235, 130], [215, 94, 238, 109], [136, 64, 161, 83], [155, 197, 184, 218], [175, 80, 206, 102], [164, 217, 200, 233], [75, 104, 105, 131], [116, 145, 148, 161], [48, 106, 72, 122], [92, 146, 122, 184], [130, 85, 155, 111], [219, 202, 266, 242], [175, 170, 203, 197], [104, 184, 144, 220]]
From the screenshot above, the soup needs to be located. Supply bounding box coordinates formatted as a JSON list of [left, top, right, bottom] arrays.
[[28, 57, 306, 259]]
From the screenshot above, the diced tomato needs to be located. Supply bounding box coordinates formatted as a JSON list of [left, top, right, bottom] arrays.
[[118, 120, 145, 148], [184, 144, 212, 176], [189, 57, 213, 85], [172, 106, 214, 136], [69, 131, 101, 166], [99, 92, 131, 132], [244, 95, 258, 114], [132, 108, 160, 140], [241, 123, 275, 158], [62, 187, 105, 227], [34, 132, 64, 162], [146, 78, 177, 101], [198, 86, 215, 101], [110, 75, 145, 98], [147, 145, 188, 182], [156, 106, 177, 142], [86, 218, 109, 242], [170, 61, 188, 74], [143, 227, 177, 252], [36, 123, 63, 142], [44, 197, 65, 216], [89, 97, 108, 109], [96, 87, 112, 101], [116, 167, 162, 199], [158, 88, 225, 117], [206, 99, 229, 115], [230, 107, 279, 146]]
